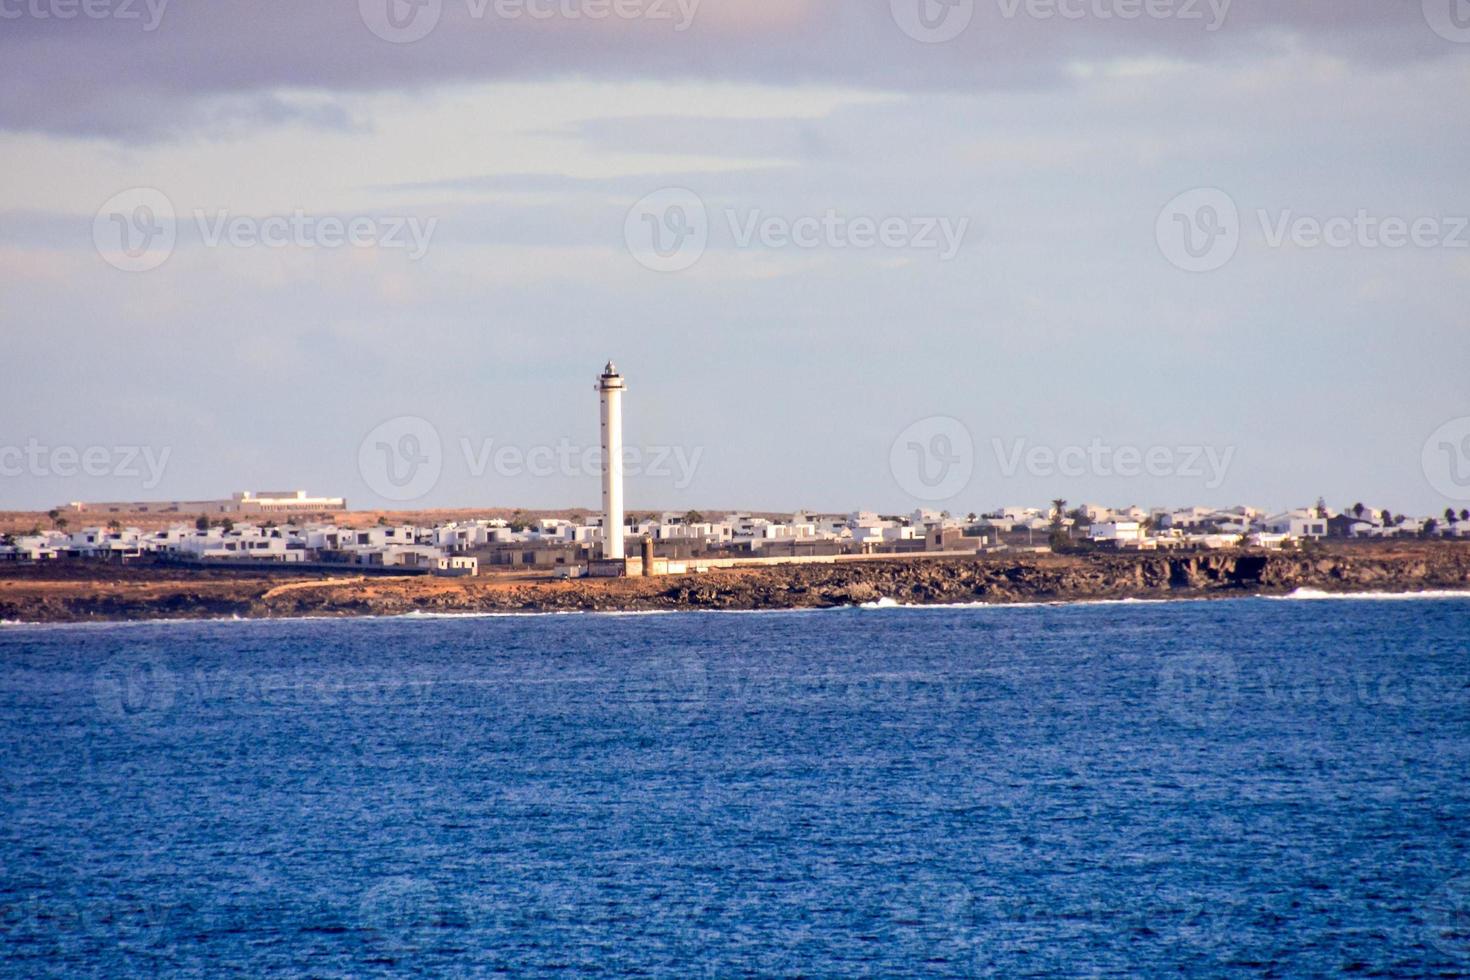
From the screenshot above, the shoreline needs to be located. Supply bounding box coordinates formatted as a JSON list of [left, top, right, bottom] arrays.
[[2, 545, 1469, 625], [6, 587, 1470, 630]]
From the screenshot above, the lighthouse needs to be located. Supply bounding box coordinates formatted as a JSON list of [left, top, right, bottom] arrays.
[[597, 362, 626, 561]]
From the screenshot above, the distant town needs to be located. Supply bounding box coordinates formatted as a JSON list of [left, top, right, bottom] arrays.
[[3, 489, 1467, 579], [8, 364, 1465, 580]]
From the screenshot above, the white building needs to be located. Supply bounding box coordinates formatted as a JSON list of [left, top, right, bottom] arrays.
[[1265, 511, 1328, 539], [1089, 521, 1146, 544]]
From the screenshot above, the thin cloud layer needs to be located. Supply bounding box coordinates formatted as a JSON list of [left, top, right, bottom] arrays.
[[0, 0, 1456, 139]]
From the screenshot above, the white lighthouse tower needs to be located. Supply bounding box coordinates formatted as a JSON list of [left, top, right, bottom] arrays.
[[597, 361, 626, 561]]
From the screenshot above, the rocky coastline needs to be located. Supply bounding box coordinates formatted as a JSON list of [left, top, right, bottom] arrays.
[[2, 545, 1469, 624]]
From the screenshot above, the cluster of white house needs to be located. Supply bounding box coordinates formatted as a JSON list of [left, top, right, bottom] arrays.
[[0, 522, 474, 574], [4, 502, 1467, 570], [1067, 502, 1470, 550]]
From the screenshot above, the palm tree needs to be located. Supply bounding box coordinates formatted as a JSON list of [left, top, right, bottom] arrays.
[[54, 517, 69, 532], [1048, 499, 1069, 551], [1352, 502, 1366, 519], [1461, 509, 1469, 523], [1446, 508, 1457, 525]]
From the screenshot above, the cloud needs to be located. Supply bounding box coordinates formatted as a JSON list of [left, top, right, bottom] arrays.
[[0, 0, 1455, 140]]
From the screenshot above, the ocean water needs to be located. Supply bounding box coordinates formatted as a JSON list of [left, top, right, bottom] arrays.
[[2, 597, 1469, 977]]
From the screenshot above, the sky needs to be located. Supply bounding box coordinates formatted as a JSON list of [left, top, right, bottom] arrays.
[[2, 0, 1469, 517]]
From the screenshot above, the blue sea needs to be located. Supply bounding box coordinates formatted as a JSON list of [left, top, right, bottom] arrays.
[[2, 595, 1469, 976]]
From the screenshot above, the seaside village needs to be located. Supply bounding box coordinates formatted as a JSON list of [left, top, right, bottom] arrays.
[[5, 369, 1467, 576], [2, 491, 1467, 577]]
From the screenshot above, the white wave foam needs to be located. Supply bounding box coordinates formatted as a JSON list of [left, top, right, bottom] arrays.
[[1263, 588, 1470, 602], [851, 595, 1200, 611]]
